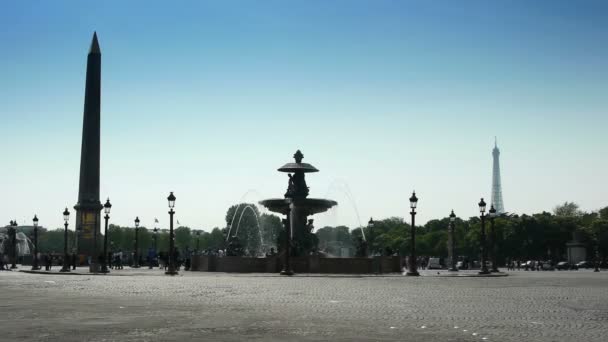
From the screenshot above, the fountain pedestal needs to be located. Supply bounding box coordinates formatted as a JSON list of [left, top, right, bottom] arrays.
[[260, 150, 337, 276]]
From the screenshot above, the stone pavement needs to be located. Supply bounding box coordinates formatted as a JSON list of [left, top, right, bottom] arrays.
[[0, 267, 606, 341]]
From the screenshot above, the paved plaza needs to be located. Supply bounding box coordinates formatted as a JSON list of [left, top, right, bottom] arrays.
[[0, 268, 607, 342]]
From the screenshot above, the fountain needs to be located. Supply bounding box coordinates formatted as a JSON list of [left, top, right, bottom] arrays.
[[0, 228, 33, 257], [259, 150, 337, 275], [189, 150, 402, 274]]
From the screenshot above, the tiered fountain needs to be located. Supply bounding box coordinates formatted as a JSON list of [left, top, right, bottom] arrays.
[[259, 150, 337, 275]]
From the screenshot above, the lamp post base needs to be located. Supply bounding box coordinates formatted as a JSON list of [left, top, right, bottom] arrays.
[[280, 269, 294, 276]]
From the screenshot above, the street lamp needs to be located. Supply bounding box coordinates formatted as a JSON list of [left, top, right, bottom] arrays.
[[448, 210, 458, 272], [406, 191, 420, 276], [478, 198, 490, 275], [31, 215, 40, 270], [368, 217, 375, 256], [280, 217, 293, 275], [196, 230, 201, 255], [488, 205, 499, 273], [9, 220, 18, 269], [166, 192, 178, 275], [153, 227, 159, 253], [101, 198, 111, 273], [60, 208, 71, 272], [133, 216, 140, 268]]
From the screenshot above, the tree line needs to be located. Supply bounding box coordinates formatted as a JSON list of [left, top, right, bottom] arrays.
[[8, 202, 607, 264], [317, 202, 608, 264]]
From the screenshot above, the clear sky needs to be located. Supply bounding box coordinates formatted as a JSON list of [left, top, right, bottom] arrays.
[[1, 1, 607, 231]]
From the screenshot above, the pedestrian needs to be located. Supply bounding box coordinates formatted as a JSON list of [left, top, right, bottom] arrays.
[[147, 247, 155, 269], [117, 250, 123, 270], [47, 253, 53, 271], [71, 251, 77, 270], [108, 252, 113, 269]]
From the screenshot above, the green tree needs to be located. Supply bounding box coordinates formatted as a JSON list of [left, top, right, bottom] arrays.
[[225, 203, 262, 256], [553, 202, 582, 217], [174, 226, 192, 251], [317, 226, 353, 255]]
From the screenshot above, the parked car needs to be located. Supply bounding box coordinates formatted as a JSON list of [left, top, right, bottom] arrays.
[[556, 261, 578, 270], [456, 261, 468, 270], [427, 258, 442, 269], [576, 261, 593, 269], [541, 261, 555, 270]]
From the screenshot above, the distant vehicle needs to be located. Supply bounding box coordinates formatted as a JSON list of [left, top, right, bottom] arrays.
[[576, 261, 593, 269], [523, 260, 535, 270], [456, 261, 468, 270], [427, 258, 442, 269], [556, 261, 578, 270], [541, 261, 554, 270]]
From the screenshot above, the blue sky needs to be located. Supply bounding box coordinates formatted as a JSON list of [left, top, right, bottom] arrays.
[[1, 1, 607, 231]]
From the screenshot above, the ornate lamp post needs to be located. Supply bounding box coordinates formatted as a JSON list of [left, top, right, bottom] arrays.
[[153, 227, 159, 253], [368, 217, 375, 256], [594, 222, 601, 272], [166, 192, 178, 275], [31, 215, 40, 270], [478, 198, 490, 275], [195, 230, 201, 255], [9, 220, 18, 269], [488, 205, 499, 272], [448, 210, 458, 272], [133, 216, 140, 268], [60, 208, 71, 272], [406, 192, 420, 276], [101, 198, 111, 273], [280, 217, 293, 275]]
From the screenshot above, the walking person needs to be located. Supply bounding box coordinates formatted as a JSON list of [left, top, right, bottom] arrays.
[[117, 250, 123, 270], [108, 251, 113, 269], [71, 250, 77, 270]]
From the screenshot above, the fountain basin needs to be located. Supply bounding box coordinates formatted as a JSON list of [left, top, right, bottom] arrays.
[[259, 198, 337, 215]]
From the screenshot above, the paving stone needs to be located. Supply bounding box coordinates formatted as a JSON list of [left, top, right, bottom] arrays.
[[0, 269, 606, 341]]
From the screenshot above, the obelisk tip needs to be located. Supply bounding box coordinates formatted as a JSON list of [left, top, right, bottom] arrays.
[[89, 32, 101, 54]]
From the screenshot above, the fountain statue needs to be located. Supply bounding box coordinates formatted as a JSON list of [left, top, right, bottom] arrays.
[[259, 150, 337, 275]]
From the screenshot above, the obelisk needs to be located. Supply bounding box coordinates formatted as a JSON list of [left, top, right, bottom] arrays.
[[74, 32, 103, 271]]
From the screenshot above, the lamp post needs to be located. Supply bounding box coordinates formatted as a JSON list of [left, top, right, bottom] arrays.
[[368, 217, 375, 256], [166, 192, 178, 275], [406, 191, 420, 276], [101, 198, 111, 273], [280, 216, 293, 275], [9, 220, 18, 269], [133, 216, 140, 268], [196, 230, 201, 254], [60, 208, 71, 272], [488, 205, 499, 273], [31, 215, 40, 270], [448, 210, 458, 272], [153, 227, 159, 253], [594, 248, 600, 272], [478, 198, 490, 275]]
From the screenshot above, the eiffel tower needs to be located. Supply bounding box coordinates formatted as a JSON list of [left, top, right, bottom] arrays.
[[491, 137, 505, 214]]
